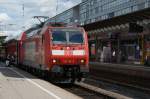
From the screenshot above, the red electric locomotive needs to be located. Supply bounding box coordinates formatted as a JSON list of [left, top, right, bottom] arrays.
[[12, 22, 89, 83], [5, 39, 17, 64], [5, 32, 26, 65]]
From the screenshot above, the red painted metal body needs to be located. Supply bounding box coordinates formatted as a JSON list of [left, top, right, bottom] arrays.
[[5, 24, 89, 82], [6, 41, 17, 56], [5, 32, 26, 64], [48, 27, 89, 70]]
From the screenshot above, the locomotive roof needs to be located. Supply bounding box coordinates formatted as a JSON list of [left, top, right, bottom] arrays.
[[44, 22, 67, 27], [25, 24, 42, 34], [26, 29, 41, 38], [24, 24, 43, 39], [5, 32, 23, 43], [5, 36, 17, 43], [24, 22, 80, 39]]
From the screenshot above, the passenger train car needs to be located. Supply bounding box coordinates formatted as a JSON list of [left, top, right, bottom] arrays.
[[6, 23, 89, 83]]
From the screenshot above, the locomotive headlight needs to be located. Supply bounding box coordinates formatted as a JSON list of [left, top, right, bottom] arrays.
[[52, 59, 56, 63], [81, 59, 85, 63]]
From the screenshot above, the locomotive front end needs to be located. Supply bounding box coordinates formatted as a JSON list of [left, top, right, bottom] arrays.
[[49, 27, 89, 82]]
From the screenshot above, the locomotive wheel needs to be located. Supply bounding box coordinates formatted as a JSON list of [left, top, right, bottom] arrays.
[[37, 69, 42, 78]]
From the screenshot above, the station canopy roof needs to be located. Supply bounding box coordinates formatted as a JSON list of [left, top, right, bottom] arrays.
[[0, 32, 7, 43], [4, 33, 23, 43], [0, 32, 7, 37], [83, 8, 150, 31]]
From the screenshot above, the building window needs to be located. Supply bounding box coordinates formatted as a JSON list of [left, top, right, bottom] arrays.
[[145, 2, 149, 8], [94, 0, 97, 4], [86, 11, 89, 18], [91, 18, 95, 22], [138, 3, 145, 10], [86, 4, 89, 10], [90, 9, 94, 15], [132, 5, 138, 11], [115, 10, 121, 16], [95, 7, 99, 14], [70, 17, 73, 22], [108, 12, 114, 18], [101, 14, 108, 20], [90, 1, 94, 6], [99, 6, 103, 12], [148, 1, 150, 7], [95, 17, 99, 21], [122, 7, 131, 14], [86, 19, 91, 24]]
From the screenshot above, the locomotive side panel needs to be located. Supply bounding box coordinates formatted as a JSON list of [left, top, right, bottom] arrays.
[[6, 42, 17, 57], [43, 30, 51, 70], [22, 37, 43, 69], [18, 32, 26, 64], [24, 41, 36, 66]]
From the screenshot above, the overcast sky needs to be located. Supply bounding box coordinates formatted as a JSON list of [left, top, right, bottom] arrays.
[[0, 0, 81, 36]]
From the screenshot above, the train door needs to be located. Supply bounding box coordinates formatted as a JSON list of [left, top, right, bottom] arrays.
[[145, 36, 150, 65]]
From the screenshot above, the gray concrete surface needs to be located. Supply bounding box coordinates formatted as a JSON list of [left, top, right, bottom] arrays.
[[0, 62, 81, 99]]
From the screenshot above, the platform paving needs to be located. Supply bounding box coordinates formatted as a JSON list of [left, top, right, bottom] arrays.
[[0, 62, 81, 99]]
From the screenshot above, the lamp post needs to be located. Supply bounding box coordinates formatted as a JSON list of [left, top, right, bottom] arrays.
[[55, 0, 59, 23]]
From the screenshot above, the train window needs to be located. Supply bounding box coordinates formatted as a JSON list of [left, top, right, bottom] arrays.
[[52, 31, 67, 44], [52, 28, 84, 44], [68, 31, 83, 43]]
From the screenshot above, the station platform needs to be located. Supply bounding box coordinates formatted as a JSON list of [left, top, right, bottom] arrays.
[[89, 62, 150, 78], [0, 62, 81, 99], [89, 62, 150, 89]]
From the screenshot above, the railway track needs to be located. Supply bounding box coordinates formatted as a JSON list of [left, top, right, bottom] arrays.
[[90, 69, 150, 92], [59, 82, 132, 99], [90, 63, 150, 91], [84, 78, 150, 99], [62, 84, 105, 99], [84, 76, 150, 99], [90, 75, 150, 92]]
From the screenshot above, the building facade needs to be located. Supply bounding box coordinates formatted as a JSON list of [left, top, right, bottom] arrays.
[[80, 0, 150, 25], [47, 5, 80, 25], [48, 0, 150, 65]]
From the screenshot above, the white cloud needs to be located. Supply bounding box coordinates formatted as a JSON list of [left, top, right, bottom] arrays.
[[40, 7, 51, 13], [0, 0, 81, 35], [0, 13, 11, 22]]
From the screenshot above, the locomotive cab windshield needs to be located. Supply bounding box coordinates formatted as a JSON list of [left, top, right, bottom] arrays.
[[51, 28, 84, 44], [49, 27, 89, 83]]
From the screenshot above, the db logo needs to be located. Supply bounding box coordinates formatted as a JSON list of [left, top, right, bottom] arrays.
[[65, 50, 72, 55]]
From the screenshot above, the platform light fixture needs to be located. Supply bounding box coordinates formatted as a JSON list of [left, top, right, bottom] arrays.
[[125, 23, 129, 28], [112, 26, 116, 30], [108, 27, 112, 31], [120, 24, 125, 29], [116, 25, 120, 29], [101, 29, 104, 32], [104, 27, 107, 31]]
